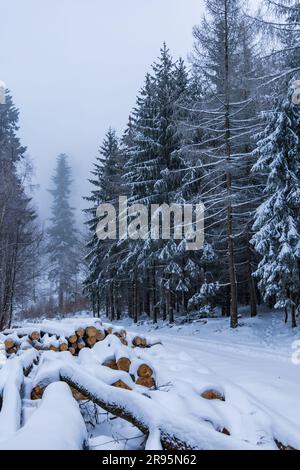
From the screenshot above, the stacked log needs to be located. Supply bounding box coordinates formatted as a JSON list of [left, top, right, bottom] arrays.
[[29, 331, 40, 341], [103, 359, 118, 370], [31, 384, 45, 400], [132, 336, 147, 348], [135, 362, 155, 388], [101, 346, 155, 389], [4, 338, 16, 356], [3, 324, 157, 361], [201, 389, 225, 401], [116, 356, 131, 372], [136, 377, 155, 388], [111, 380, 132, 390], [3, 325, 107, 357], [31, 383, 89, 402], [75, 327, 85, 338]]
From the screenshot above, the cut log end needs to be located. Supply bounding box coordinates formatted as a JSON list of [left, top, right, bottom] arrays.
[[86, 336, 97, 347], [31, 385, 45, 400], [137, 363, 153, 378], [103, 359, 118, 370], [68, 334, 77, 344], [7, 347, 17, 355], [77, 341, 85, 350], [113, 329, 127, 339], [76, 327, 85, 338], [132, 336, 147, 348], [136, 377, 156, 388], [111, 380, 132, 391], [201, 389, 225, 401], [70, 385, 88, 401], [5, 339, 15, 350], [30, 331, 40, 341], [95, 330, 106, 341], [86, 326, 97, 337], [117, 357, 131, 372]]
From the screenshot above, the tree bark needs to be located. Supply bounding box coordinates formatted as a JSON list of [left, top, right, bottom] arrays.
[[168, 290, 174, 324], [247, 242, 257, 317], [133, 271, 138, 323], [60, 366, 200, 450], [224, 0, 238, 328]]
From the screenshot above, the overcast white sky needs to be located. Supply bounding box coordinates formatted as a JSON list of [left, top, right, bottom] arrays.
[[0, 0, 204, 223]]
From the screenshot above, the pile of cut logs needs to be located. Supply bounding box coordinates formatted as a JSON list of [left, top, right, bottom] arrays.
[[2, 324, 150, 357], [103, 354, 155, 389], [2, 322, 158, 391]]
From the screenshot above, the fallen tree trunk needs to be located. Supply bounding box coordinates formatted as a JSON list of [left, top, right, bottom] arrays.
[[59, 364, 248, 450]]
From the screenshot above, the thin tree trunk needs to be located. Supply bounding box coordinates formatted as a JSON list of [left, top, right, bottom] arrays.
[[224, 0, 238, 328], [247, 243, 257, 317], [58, 282, 64, 312], [96, 294, 100, 318], [133, 271, 138, 323], [291, 295, 297, 328], [168, 290, 174, 324], [152, 265, 157, 323], [162, 300, 167, 321], [284, 306, 288, 324], [109, 284, 115, 321]]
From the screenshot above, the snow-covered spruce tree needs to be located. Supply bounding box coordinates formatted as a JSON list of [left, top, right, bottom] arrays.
[[251, 84, 300, 327], [255, 1, 300, 96], [280, 1, 300, 71], [0, 91, 36, 329], [47, 154, 79, 311], [124, 44, 198, 323], [186, 0, 262, 327], [84, 129, 125, 319]]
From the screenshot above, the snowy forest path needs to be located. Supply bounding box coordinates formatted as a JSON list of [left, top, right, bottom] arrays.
[[124, 323, 300, 449]]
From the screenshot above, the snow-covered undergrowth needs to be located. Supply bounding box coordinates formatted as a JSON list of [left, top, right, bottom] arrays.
[[0, 310, 299, 450]]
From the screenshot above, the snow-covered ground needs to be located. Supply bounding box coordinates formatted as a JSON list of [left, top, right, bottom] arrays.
[[0, 309, 300, 450], [94, 309, 300, 450]]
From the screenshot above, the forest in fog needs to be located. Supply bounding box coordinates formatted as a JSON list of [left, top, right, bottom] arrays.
[[1, 0, 300, 330], [1, 0, 300, 455]]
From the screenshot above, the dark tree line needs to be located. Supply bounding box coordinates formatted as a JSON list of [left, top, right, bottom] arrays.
[[84, 0, 300, 328], [0, 92, 38, 329]]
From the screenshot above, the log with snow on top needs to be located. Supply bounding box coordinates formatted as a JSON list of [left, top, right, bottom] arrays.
[[92, 333, 125, 365], [115, 343, 132, 372], [0, 320, 160, 357], [91, 334, 155, 386], [132, 335, 147, 348], [95, 328, 106, 341], [0, 358, 23, 440], [40, 333, 60, 351], [129, 357, 156, 388], [59, 363, 255, 450], [29, 350, 74, 400], [0, 382, 87, 450], [59, 337, 69, 351], [2, 326, 41, 338], [31, 346, 136, 399], [78, 347, 135, 390], [0, 350, 40, 441]]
